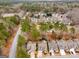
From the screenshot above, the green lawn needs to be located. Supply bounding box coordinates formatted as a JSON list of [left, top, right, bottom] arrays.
[[16, 35, 30, 58]]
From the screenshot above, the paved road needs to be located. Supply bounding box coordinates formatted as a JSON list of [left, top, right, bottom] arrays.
[[9, 26, 21, 58]]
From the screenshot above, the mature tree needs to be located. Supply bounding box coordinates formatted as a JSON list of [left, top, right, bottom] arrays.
[[40, 22, 49, 32], [21, 18, 30, 32], [0, 23, 9, 40], [53, 21, 60, 30], [26, 4, 41, 12], [52, 5, 58, 13], [3, 16, 19, 31], [31, 24, 40, 41], [21, 17, 41, 41], [69, 27, 75, 34], [0, 23, 10, 55]]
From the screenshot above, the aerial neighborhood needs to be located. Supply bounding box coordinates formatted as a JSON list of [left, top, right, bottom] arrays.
[[0, 0, 79, 58]]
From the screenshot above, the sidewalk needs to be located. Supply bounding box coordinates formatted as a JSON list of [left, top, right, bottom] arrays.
[[2, 26, 19, 57]]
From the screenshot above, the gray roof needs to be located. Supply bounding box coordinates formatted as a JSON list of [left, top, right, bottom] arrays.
[[48, 40, 58, 50], [67, 8, 79, 25], [38, 40, 47, 51]]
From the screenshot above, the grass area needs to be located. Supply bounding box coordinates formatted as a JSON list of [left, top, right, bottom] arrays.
[[16, 35, 30, 58]]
